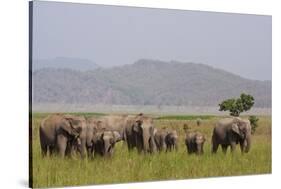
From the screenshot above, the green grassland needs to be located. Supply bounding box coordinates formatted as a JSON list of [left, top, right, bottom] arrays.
[[31, 113, 271, 188]]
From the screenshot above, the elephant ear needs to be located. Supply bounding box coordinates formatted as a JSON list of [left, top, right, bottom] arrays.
[[113, 131, 122, 143], [61, 121, 73, 136], [231, 123, 240, 135], [64, 117, 82, 135]]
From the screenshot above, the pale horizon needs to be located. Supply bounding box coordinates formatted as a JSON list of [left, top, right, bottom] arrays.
[[33, 1, 272, 80]]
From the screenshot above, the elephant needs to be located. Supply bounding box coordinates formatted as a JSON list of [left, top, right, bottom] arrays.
[[77, 117, 122, 158], [165, 130, 178, 152], [211, 117, 251, 154], [124, 113, 157, 153], [185, 131, 206, 155], [83, 117, 103, 159], [97, 115, 129, 140], [92, 129, 122, 157], [39, 114, 85, 158], [154, 128, 168, 152]]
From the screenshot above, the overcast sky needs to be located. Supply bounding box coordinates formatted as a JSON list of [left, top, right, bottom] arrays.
[[33, 1, 272, 80]]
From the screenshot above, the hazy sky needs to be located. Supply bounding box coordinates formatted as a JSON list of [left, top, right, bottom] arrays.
[[33, 1, 272, 80]]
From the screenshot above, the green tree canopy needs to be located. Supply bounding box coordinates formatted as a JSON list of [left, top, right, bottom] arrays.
[[219, 93, 255, 116]]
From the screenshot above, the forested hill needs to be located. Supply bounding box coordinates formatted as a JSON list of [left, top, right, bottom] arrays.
[[32, 59, 271, 108]]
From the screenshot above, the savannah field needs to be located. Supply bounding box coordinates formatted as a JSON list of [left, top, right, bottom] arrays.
[[30, 113, 271, 188]]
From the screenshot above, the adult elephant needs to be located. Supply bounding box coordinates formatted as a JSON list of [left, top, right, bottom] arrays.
[[39, 114, 85, 158], [97, 115, 128, 140], [84, 117, 102, 159], [211, 117, 251, 154], [124, 113, 156, 153]]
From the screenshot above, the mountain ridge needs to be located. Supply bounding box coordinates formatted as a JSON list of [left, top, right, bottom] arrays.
[[32, 59, 271, 108], [33, 57, 99, 71]]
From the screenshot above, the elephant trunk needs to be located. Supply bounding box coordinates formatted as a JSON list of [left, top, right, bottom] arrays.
[[174, 140, 178, 151], [245, 134, 251, 153], [77, 138, 86, 159], [143, 130, 150, 153], [103, 140, 112, 157], [196, 143, 203, 155]]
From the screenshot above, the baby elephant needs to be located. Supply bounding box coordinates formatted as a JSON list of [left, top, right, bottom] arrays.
[[185, 132, 206, 155], [92, 130, 122, 157], [154, 128, 168, 152], [165, 130, 178, 152]]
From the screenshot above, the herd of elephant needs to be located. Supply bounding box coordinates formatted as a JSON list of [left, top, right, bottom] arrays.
[[39, 113, 252, 159]]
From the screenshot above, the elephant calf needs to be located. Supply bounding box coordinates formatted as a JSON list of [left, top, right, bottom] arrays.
[[165, 130, 178, 152], [185, 131, 206, 155], [154, 129, 178, 152], [92, 130, 122, 157], [154, 128, 168, 152], [84, 117, 122, 158]]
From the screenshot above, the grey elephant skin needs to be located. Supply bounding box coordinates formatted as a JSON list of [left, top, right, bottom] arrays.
[[84, 117, 101, 159], [97, 115, 128, 140], [39, 114, 85, 158], [165, 130, 178, 152], [185, 131, 206, 155], [211, 117, 251, 154], [83, 117, 122, 158], [124, 114, 156, 153], [154, 128, 168, 152], [92, 130, 122, 157]]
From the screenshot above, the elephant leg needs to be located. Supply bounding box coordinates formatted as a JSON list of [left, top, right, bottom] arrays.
[[78, 138, 86, 159], [41, 144, 48, 157], [86, 146, 91, 158], [230, 142, 236, 152], [87, 146, 94, 159], [174, 143, 178, 151], [127, 136, 135, 151], [49, 145, 56, 156], [221, 144, 228, 154], [91, 146, 95, 158], [65, 142, 73, 158], [57, 135, 67, 158], [187, 143, 193, 154], [212, 142, 219, 153], [127, 142, 132, 151], [163, 142, 167, 152], [167, 144, 172, 152], [149, 137, 156, 153], [165, 145, 168, 152], [240, 140, 246, 154]]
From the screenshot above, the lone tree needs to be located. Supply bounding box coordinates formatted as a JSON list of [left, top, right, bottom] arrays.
[[218, 93, 255, 116], [249, 115, 259, 134]]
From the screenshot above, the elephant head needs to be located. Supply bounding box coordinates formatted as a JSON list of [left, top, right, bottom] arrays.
[[94, 130, 122, 157], [62, 115, 85, 139], [194, 133, 206, 154], [132, 114, 156, 153], [231, 117, 252, 153]]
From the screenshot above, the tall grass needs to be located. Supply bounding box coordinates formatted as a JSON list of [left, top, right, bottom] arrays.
[[31, 113, 271, 188]]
